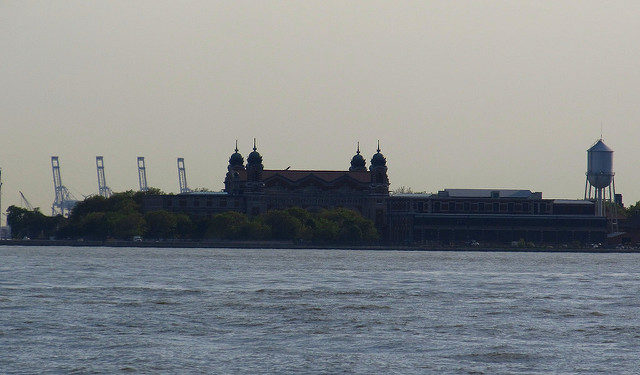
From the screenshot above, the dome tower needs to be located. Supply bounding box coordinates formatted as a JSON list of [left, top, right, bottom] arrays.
[[224, 140, 245, 194], [370, 140, 389, 193], [349, 142, 367, 171], [228, 140, 245, 172], [246, 138, 264, 184]]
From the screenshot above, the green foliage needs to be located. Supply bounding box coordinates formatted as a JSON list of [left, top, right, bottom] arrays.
[[111, 212, 145, 239], [6, 205, 63, 239], [145, 210, 178, 239], [201, 206, 378, 243], [6, 192, 379, 244], [206, 211, 249, 239], [63, 191, 146, 239], [175, 214, 194, 239], [261, 210, 303, 240], [624, 201, 640, 219]]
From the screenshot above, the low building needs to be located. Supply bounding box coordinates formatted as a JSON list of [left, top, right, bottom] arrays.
[[388, 189, 606, 244]]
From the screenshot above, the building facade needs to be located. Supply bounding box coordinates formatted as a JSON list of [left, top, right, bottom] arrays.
[[388, 189, 606, 244], [144, 142, 390, 233], [143, 144, 606, 244]]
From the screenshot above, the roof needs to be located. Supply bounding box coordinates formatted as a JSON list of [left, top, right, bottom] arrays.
[[439, 189, 538, 198], [262, 170, 371, 183], [391, 193, 433, 198], [180, 191, 228, 196], [553, 199, 594, 205], [588, 139, 613, 152]]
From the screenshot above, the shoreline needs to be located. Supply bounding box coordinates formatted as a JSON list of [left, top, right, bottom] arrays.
[[0, 239, 637, 253]]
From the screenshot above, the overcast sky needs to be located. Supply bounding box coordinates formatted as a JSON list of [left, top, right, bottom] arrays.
[[1, 1, 639, 215]]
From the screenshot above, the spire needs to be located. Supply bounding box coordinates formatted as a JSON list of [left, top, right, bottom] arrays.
[[377, 140, 381, 153], [357, 142, 360, 154], [235, 139, 238, 153]]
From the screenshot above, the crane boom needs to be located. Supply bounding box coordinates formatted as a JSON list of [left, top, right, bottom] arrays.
[[19, 191, 34, 211]]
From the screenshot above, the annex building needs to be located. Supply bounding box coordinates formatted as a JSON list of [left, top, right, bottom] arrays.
[[142, 143, 606, 244]]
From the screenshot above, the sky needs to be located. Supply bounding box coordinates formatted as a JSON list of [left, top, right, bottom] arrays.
[[1, 1, 639, 216]]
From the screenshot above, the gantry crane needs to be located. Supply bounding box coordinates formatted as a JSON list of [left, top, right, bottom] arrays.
[[137, 157, 148, 192], [51, 156, 77, 216], [177, 157, 190, 193], [96, 156, 113, 198]]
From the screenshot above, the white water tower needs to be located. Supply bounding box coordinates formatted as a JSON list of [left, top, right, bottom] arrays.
[[585, 139, 615, 217]]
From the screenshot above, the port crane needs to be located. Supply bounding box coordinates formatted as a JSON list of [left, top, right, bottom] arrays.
[[137, 157, 148, 192], [177, 157, 190, 193], [51, 156, 78, 216], [96, 156, 112, 198]]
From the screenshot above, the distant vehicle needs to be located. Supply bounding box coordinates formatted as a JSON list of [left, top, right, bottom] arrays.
[[133, 236, 143, 242], [468, 240, 480, 247]]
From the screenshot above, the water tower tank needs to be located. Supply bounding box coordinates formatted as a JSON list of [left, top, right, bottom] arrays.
[[586, 139, 613, 189]]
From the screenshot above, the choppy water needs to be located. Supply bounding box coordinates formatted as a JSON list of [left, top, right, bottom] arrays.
[[1, 246, 639, 374]]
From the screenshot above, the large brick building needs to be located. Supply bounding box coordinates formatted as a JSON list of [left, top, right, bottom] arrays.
[[144, 142, 390, 233], [143, 143, 607, 244]]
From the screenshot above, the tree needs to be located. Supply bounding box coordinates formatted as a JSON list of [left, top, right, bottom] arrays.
[[6, 206, 62, 239], [206, 211, 249, 239], [145, 210, 177, 239], [260, 210, 302, 240], [175, 214, 194, 239], [79, 212, 110, 240], [392, 186, 414, 194], [110, 212, 145, 239]]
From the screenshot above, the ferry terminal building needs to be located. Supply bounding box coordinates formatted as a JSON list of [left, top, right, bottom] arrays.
[[143, 144, 606, 244]]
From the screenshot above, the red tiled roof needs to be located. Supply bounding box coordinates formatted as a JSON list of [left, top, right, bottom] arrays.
[[263, 170, 371, 183]]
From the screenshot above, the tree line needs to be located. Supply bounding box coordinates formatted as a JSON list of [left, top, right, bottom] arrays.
[[5, 190, 379, 244]]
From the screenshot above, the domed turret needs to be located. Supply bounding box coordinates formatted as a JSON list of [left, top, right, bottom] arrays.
[[369, 140, 389, 190], [349, 142, 366, 171], [228, 140, 245, 171], [370, 141, 387, 169], [246, 138, 264, 184], [246, 139, 263, 168]]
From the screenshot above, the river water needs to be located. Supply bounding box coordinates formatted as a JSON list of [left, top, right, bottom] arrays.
[[0, 246, 638, 374]]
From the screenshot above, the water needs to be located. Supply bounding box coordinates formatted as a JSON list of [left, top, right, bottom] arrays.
[[1, 246, 639, 374]]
